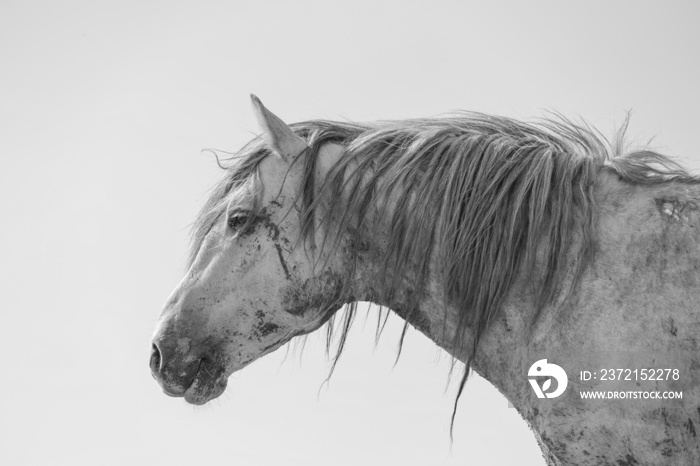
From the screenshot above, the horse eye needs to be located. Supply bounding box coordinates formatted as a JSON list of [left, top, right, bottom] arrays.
[[226, 214, 248, 232]]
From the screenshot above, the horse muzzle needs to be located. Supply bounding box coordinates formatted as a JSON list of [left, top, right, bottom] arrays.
[[150, 335, 228, 405]]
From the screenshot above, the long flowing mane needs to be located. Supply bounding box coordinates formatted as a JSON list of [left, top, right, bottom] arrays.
[[191, 112, 698, 397]]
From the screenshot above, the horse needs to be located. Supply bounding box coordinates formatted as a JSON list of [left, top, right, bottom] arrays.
[[150, 96, 700, 465]]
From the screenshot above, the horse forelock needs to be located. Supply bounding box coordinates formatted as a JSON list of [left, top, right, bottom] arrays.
[[190, 111, 700, 367]]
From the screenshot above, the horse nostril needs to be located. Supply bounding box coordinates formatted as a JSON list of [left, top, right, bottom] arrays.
[[150, 343, 162, 374]]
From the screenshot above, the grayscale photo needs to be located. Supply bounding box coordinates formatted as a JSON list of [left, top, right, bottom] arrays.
[[2, 2, 699, 465]]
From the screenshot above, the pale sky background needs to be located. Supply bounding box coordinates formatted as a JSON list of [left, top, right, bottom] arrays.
[[2, 1, 700, 465]]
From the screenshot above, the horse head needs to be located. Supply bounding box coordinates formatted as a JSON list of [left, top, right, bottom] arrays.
[[150, 96, 347, 404]]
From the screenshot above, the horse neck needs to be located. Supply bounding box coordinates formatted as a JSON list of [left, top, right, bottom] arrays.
[[338, 171, 700, 465]]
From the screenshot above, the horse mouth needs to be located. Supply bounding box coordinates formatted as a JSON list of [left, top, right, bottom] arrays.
[[159, 359, 227, 405], [178, 359, 226, 405]]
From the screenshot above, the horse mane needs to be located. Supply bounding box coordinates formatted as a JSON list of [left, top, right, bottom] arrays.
[[190, 112, 698, 408]]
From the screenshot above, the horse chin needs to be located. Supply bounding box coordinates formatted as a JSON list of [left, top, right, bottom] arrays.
[[182, 363, 229, 405]]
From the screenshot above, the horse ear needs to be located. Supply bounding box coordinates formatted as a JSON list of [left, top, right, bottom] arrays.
[[250, 94, 308, 163]]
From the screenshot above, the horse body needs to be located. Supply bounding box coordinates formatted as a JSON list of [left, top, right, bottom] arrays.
[[151, 97, 700, 465]]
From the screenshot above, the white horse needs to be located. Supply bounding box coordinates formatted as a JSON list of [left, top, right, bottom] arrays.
[[151, 96, 700, 465]]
